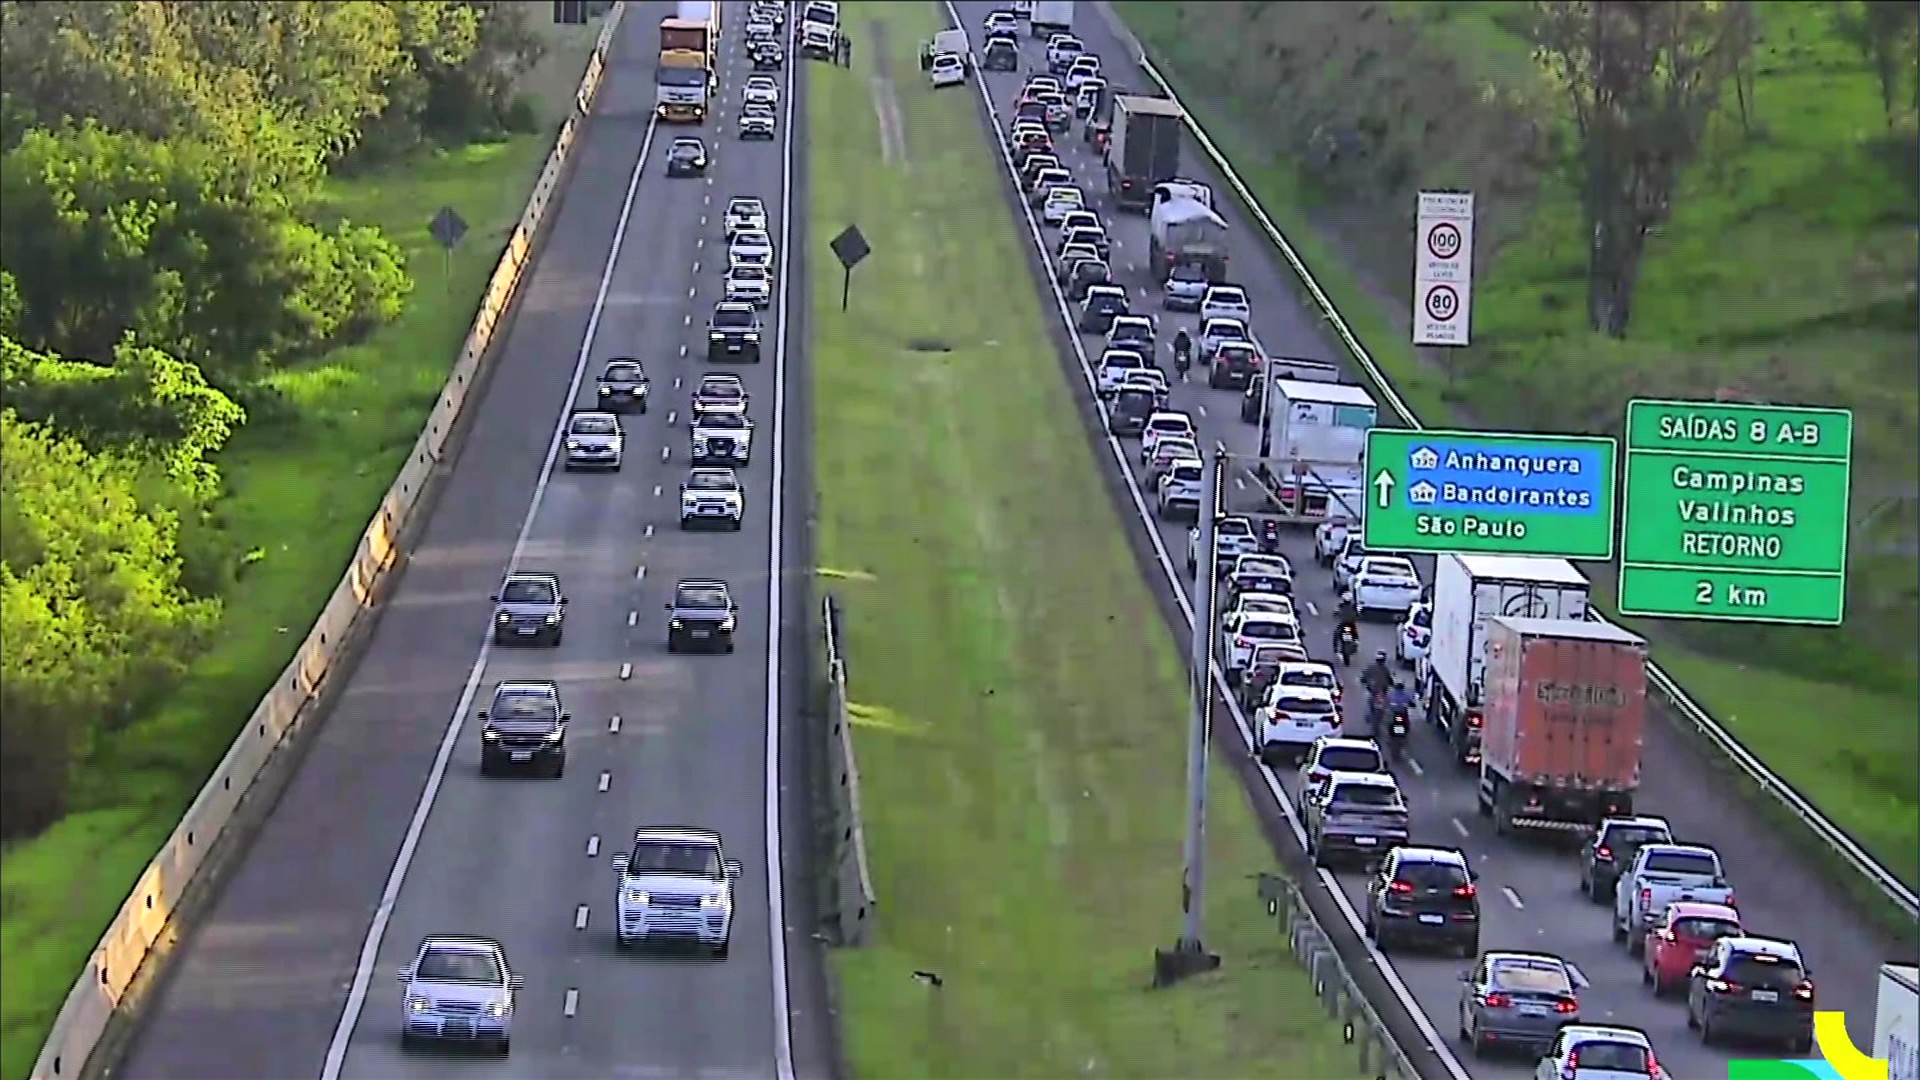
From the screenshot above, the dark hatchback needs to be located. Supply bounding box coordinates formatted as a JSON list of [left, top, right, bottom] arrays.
[[1687, 936, 1817, 1052], [1107, 387, 1156, 436], [596, 358, 650, 413], [1365, 846, 1481, 956], [666, 578, 738, 654]]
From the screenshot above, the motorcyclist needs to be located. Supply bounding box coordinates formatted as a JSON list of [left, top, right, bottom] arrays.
[[1331, 593, 1360, 658], [1172, 327, 1193, 375], [1387, 681, 1415, 723], [1361, 650, 1393, 727]]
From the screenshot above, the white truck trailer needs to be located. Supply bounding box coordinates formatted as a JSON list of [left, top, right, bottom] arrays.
[[1880, 963, 1918, 1080], [1420, 554, 1590, 767]]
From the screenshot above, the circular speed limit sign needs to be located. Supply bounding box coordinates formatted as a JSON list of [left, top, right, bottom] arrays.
[[1426, 221, 1463, 262], [1425, 284, 1460, 323]]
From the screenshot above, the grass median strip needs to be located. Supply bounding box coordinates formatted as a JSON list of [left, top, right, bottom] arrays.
[[806, 4, 1370, 1076]]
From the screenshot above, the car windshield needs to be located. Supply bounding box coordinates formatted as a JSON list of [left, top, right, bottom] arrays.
[[1644, 850, 1719, 876], [1217, 518, 1252, 536], [699, 381, 744, 399], [500, 579, 556, 604], [1674, 916, 1742, 940], [661, 67, 706, 87], [1331, 782, 1399, 807], [729, 201, 763, 217], [730, 265, 769, 283], [1157, 441, 1198, 460], [675, 585, 730, 610], [1171, 464, 1202, 482], [416, 947, 502, 985], [1170, 264, 1208, 283], [1366, 560, 1418, 580], [748, 78, 775, 92], [1606, 824, 1670, 847], [1396, 860, 1469, 889], [713, 307, 755, 327], [571, 414, 617, 435], [735, 231, 770, 249], [672, 140, 704, 156], [1566, 1041, 1652, 1074], [1274, 695, 1333, 715], [699, 413, 747, 430], [1319, 745, 1382, 773], [1282, 669, 1336, 692], [1490, 959, 1572, 994], [626, 840, 724, 879], [492, 691, 556, 720], [1115, 389, 1154, 414], [1410, 607, 1432, 629], [688, 471, 736, 491]]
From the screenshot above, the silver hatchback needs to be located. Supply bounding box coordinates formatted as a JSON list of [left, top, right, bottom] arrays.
[[1457, 950, 1585, 1058]]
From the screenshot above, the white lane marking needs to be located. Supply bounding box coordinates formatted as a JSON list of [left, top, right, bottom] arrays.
[[1450, 816, 1469, 838], [680, 344, 689, 358], [563, 988, 580, 1018], [317, 112, 662, 1080], [574, 904, 591, 931], [667, 410, 678, 425], [944, 17, 1472, 1080], [693, 259, 702, 273], [1305, 601, 1319, 617], [586, 835, 601, 857], [636, 565, 647, 581], [597, 770, 612, 793], [1233, 476, 1245, 490], [653, 484, 664, 497], [628, 610, 639, 627], [619, 662, 632, 680], [1406, 756, 1424, 777], [674, 376, 683, 389], [609, 715, 622, 734], [644, 523, 655, 538], [660, 446, 671, 462], [764, 31, 800, 1080], [1502, 886, 1526, 910]]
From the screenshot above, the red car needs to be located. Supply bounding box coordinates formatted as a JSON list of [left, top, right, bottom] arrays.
[[1641, 900, 1742, 997]]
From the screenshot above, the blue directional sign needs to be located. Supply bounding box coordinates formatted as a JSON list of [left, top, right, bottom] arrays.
[[1363, 428, 1620, 558]]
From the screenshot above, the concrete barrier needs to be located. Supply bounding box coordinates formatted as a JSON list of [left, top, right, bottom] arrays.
[[28, 6, 629, 1079], [820, 594, 878, 946]]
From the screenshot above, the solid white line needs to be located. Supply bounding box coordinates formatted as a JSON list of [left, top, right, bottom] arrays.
[[941, 12, 1473, 1080], [763, 26, 800, 1080], [316, 111, 662, 1080]]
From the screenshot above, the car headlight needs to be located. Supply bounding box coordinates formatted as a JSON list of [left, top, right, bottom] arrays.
[[700, 893, 727, 908], [545, 612, 560, 624], [625, 888, 650, 905], [745, 330, 760, 341], [496, 611, 510, 622], [486, 1001, 508, 1017], [544, 728, 564, 742], [408, 996, 432, 1012], [481, 728, 500, 740], [566, 440, 581, 451], [670, 618, 684, 630], [598, 385, 611, 394]]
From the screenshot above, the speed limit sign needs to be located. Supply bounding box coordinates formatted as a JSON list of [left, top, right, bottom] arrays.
[[1414, 192, 1474, 346]]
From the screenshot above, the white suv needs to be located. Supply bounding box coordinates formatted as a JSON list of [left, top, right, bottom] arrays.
[[396, 935, 522, 1054], [1156, 458, 1204, 520], [680, 467, 745, 530], [612, 827, 742, 957]]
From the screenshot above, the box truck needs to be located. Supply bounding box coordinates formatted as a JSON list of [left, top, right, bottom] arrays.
[[1105, 96, 1183, 213], [657, 2, 718, 122], [1422, 554, 1590, 766], [1476, 617, 1647, 834], [1030, 0, 1074, 37], [1880, 964, 1918, 1080]]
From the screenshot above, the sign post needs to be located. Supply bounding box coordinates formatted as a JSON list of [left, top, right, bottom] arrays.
[[1413, 191, 1474, 347], [1618, 400, 1852, 624], [1362, 428, 1618, 559], [829, 224, 871, 312]]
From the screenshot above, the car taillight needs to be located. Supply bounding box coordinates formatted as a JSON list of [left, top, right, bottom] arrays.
[[1562, 1051, 1580, 1080], [1467, 712, 1483, 728], [1595, 845, 1613, 861], [1481, 992, 1511, 1008], [1453, 884, 1476, 899], [1657, 928, 1676, 942], [1706, 977, 1741, 994], [1725, 892, 1736, 908], [1387, 880, 1413, 894], [1640, 886, 1653, 907], [1309, 769, 1328, 784], [1794, 980, 1815, 1000], [1553, 997, 1578, 1014]]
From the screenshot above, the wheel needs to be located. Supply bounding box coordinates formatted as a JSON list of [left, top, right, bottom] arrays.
[[680, 517, 692, 530], [401, 1034, 419, 1051], [496, 1037, 511, 1056], [724, 639, 736, 654], [712, 938, 730, 959], [550, 757, 566, 779], [1627, 930, 1645, 958], [638, 399, 648, 413], [729, 518, 743, 531], [549, 627, 564, 646], [1459, 934, 1478, 958], [1611, 914, 1627, 944], [667, 638, 680, 654], [479, 756, 496, 778]]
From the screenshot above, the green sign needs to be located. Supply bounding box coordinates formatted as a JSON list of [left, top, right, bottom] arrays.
[[1618, 400, 1852, 625], [1361, 429, 1619, 559]]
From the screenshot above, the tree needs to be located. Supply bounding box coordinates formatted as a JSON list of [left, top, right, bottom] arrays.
[[0, 409, 218, 835], [1530, 1, 1754, 337], [1830, 1, 1920, 129]]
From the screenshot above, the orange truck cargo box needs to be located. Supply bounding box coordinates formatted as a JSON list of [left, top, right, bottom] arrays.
[[1477, 616, 1647, 831]]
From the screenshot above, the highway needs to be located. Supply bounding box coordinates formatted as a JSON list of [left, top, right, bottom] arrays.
[[114, 5, 827, 1079], [950, 2, 1900, 1076]]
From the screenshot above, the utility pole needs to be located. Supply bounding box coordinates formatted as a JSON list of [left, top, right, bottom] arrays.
[[1155, 449, 1224, 987]]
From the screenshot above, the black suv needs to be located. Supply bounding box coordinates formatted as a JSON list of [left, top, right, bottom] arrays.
[[596, 358, 650, 413], [1579, 815, 1673, 903], [706, 302, 763, 362], [665, 578, 737, 653], [478, 680, 569, 777], [1364, 846, 1480, 956], [1686, 936, 1816, 1052], [490, 572, 566, 645]]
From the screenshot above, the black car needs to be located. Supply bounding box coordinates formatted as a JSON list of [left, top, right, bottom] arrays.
[[1364, 846, 1480, 956], [706, 301, 763, 361], [1687, 936, 1816, 1052], [1076, 287, 1128, 333], [1208, 343, 1262, 390], [490, 572, 566, 645], [477, 680, 569, 777], [982, 37, 1018, 71], [1107, 387, 1155, 437], [1579, 816, 1674, 903], [666, 578, 738, 654], [596, 358, 650, 413], [1066, 259, 1111, 302], [666, 138, 708, 177]]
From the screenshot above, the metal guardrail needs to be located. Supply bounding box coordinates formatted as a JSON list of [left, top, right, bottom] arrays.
[[1256, 874, 1418, 1080], [1096, 3, 1917, 920], [820, 594, 878, 945]]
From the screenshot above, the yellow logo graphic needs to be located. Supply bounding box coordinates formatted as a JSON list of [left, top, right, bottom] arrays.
[[1816, 1011, 1887, 1080]]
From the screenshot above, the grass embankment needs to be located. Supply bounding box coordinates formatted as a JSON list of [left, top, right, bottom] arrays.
[[809, 4, 1370, 1076], [0, 11, 601, 1077], [1116, 0, 1920, 891]]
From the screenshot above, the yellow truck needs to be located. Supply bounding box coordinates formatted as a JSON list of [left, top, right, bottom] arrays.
[[657, 1, 718, 122]]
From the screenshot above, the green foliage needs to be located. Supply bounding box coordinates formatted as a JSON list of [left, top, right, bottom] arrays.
[[0, 410, 219, 836]]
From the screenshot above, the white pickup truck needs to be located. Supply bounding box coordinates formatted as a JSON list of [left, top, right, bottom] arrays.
[[1612, 843, 1735, 956]]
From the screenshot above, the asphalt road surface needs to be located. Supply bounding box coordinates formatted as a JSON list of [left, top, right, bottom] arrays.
[[114, 6, 828, 1079], [950, 3, 1900, 1077]]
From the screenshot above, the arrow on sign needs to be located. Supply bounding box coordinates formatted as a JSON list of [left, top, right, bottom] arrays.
[[1373, 470, 1395, 509]]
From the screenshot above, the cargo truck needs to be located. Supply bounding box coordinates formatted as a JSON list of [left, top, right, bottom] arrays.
[[1249, 380, 1375, 525], [1422, 554, 1590, 767], [1105, 96, 1183, 213], [1148, 192, 1227, 284], [657, 2, 718, 122], [1880, 964, 1919, 1080], [1476, 617, 1646, 834], [1030, 0, 1074, 37]]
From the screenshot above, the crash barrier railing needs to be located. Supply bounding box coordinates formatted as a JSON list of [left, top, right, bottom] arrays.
[[1090, 1, 1918, 922], [820, 594, 879, 946], [28, 8, 630, 1079], [1257, 874, 1418, 1080]]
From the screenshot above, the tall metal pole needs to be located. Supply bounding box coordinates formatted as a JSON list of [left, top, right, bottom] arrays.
[[1257, 369, 1276, 460], [1178, 450, 1224, 952]]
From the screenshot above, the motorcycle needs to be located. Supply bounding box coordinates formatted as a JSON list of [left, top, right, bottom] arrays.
[[1258, 518, 1283, 554], [1383, 706, 1409, 762], [1335, 623, 1359, 666], [1172, 339, 1192, 376]]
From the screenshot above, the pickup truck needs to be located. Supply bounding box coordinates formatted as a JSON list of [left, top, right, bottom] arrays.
[[1612, 843, 1734, 956], [1304, 771, 1409, 868]]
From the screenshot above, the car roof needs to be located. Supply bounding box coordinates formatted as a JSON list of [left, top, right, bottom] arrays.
[[1202, 316, 1247, 330], [677, 576, 730, 590], [1312, 736, 1378, 753], [1085, 284, 1125, 299], [1146, 411, 1191, 425], [701, 372, 745, 384], [570, 409, 619, 423], [495, 679, 559, 694], [1205, 283, 1247, 295], [672, 136, 704, 147], [1641, 842, 1718, 857], [729, 196, 764, 209], [1558, 1024, 1651, 1048], [688, 466, 738, 479], [418, 935, 504, 954], [1662, 900, 1739, 920], [633, 826, 723, 845], [1722, 935, 1803, 960], [1325, 769, 1397, 788], [1393, 845, 1468, 865], [1485, 950, 1569, 968], [503, 571, 559, 584], [715, 300, 756, 313], [1281, 660, 1335, 674], [1601, 815, 1671, 830]]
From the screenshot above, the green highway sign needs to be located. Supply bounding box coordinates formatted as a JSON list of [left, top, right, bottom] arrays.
[[1361, 429, 1619, 559], [1618, 400, 1852, 624]]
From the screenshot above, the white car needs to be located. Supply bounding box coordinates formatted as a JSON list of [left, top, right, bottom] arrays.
[[729, 229, 774, 270], [1222, 610, 1303, 677], [690, 373, 749, 423], [1333, 532, 1373, 593], [1273, 660, 1343, 712], [1065, 55, 1101, 89], [1186, 514, 1257, 574], [1095, 347, 1146, 396], [983, 11, 1017, 35], [1198, 316, 1252, 360], [1045, 35, 1083, 72], [1156, 458, 1203, 519], [930, 52, 967, 87], [691, 411, 753, 466], [725, 262, 773, 307], [562, 411, 623, 471], [611, 827, 742, 957], [1200, 284, 1253, 325], [1221, 590, 1295, 633], [1224, 551, 1294, 589], [397, 936, 521, 1053], [1314, 517, 1352, 567], [738, 106, 776, 140], [1395, 601, 1432, 668], [724, 196, 767, 239], [1532, 1025, 1666, 1080], [1352, 555, 1422, 617], [1041, 186, 1085, 225], [1024, 74, 1062, 96], [1294, 735, 1385, 803], [743, 75, 779, 107], [1254, 685, 1341, 764], [1146, 437, 1200, 485], [680, 467, 745, 530], [1119, 368, 1169, 403], [1141, 411, 1196, 462]]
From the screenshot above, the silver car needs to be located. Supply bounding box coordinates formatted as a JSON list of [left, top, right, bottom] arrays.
[[612, 828, 742, 956], [490, 571, 565, 646], [563, 410, 623, 471], [725, 262, 773, 307], [1163, 262, 1210, 311], [1458, 951, 1585, 1058], [397, 935, 522, 1054]]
